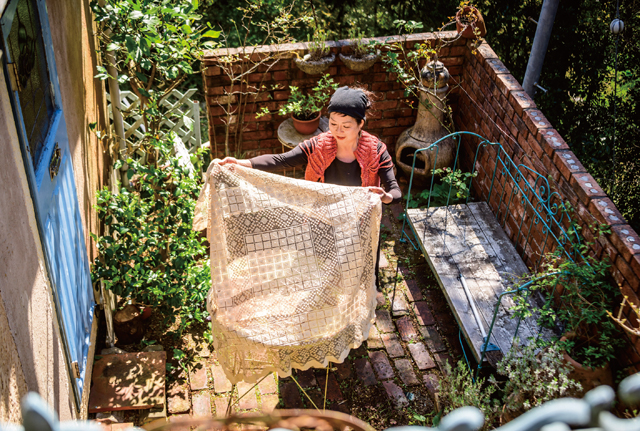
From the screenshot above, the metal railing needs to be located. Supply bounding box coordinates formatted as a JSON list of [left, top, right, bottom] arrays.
[[398, 131, 587, 372], [4, 372, 640, 430]]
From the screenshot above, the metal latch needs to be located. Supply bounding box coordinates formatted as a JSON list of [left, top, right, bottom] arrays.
[[71, 361, 80, 379], [49, 143, 61, 180]]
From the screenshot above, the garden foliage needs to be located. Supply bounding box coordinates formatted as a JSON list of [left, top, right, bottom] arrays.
[[90, 136, 210, 336]]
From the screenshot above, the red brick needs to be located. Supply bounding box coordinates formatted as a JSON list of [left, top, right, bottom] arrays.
[[394, 358, 420, 386], [408, 343, 436, 370], [354, 358, 377, 386], [280, 381, 302, 408], [381, 332, 405, 358], [373, 100, 399, 110], [316, 373, 344, 401], [610, 225, 640, 262], [294, 369, 317, 388], [508, 91, 536, 117], [588, 198, 627, 227], [539, 129, 570, 156], [396, 316, 419, 342], [553, 150, 587, 181], [570, 173, 607, 206], [522, 109, 552, 138], [190, 363, 208, 390], [423, 373, 440, 401], [615, 255, 640, 290], [368, 119, 397, 128], [369, 351, 395, 380], [382, 381, 409, 409], [192, 392, 211, 417]]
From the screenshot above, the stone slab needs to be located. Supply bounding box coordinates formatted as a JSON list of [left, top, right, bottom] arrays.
[[238, 389, 258, 410], [395, 358, 420, 386], [258, 373, 278, 394], [261, 394, 280, 413], [375, 309, 394, 333], [167, 384, 190, 414], [213, 396, 235, 417], [396, 316, 419, 341], [367, 324, 384, 349], [211, 364, 232, 393], [376, 291, 386, 307], [369, 351, 394, 380], [381, 332, 405, 358], [354, 358, 377, 386], [191, 392, 211, 417], [190, 363, 208, 391], [88, 351, 166, 413], [408, 343, 436, 370], [382, 381, 409, 409], [392, 292, 410, 316]]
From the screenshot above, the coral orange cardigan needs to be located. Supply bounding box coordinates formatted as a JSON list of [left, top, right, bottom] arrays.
[[301, 131, 393, 187]]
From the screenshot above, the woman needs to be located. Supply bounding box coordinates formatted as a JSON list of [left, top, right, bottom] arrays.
[[219, 86, 401, 204]]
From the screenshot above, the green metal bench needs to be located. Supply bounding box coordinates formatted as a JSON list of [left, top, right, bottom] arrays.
[[399, 131, 583, 369]]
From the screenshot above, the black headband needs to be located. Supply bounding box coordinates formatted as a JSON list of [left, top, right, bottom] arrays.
[[327, 86, 368, 121]]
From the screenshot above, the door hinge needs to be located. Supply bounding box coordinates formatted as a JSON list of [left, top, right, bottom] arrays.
[[71, 361, 81, 379], [6, 62, 21, 92]]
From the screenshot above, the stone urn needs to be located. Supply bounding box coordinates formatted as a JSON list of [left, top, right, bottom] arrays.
[[395, 61, 455, 186]]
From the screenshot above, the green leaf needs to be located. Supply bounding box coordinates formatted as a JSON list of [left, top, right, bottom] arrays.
[[129, 10, 144, 19], [202, 29, 221, 38]]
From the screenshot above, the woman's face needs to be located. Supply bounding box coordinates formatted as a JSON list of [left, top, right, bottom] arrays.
[[329, 112, 363, 144]]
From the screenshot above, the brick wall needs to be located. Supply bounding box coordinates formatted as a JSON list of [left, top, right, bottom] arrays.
[[203, 34, 640, 371], [202, 32, 466, 158], [454, 40, 640, 371]]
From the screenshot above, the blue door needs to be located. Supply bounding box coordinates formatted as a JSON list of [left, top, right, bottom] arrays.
[[1, 0, 95, 410]]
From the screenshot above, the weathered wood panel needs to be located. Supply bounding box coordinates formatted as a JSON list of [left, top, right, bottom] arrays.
[[407, 202, 541, 363]]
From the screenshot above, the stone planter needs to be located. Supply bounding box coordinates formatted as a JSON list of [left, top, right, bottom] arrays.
[[339, 51, 380, 71], [294, 53, 335, 75]]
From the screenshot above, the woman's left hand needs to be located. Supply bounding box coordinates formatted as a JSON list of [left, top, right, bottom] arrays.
[[367, 186, 393, 204]]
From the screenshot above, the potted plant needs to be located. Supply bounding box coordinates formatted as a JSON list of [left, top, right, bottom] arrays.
[[258, 74, 338, 134], [294, 29, 335, 75], [512, 241, 623, 392], [455, 2, 487, 39], [339, 29, 381, 72]]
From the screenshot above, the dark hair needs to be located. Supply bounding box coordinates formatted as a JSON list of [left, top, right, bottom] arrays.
[[328, 84, 376, 125]]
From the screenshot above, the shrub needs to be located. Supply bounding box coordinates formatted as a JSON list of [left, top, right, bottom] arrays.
[[90, 135, 210, 336], [437, 361, 499, 430], [491, 342, 582, 421]]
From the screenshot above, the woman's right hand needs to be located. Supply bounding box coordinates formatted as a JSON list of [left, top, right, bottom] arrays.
[[216, 157, 252, 168]]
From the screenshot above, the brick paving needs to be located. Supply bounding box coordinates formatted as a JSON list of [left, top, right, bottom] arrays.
[[158, 202, 463, 427]]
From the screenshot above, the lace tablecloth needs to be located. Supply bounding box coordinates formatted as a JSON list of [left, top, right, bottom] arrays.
[[193, 162, 381, 383]]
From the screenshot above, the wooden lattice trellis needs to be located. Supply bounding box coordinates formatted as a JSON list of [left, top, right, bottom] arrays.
[[106, 89, 202, 152]]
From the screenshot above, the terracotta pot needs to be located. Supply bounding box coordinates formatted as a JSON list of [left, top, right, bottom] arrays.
[[560, 334, 613, 393], [292, 112, 321, 135], [455, 6, 487, 39]]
